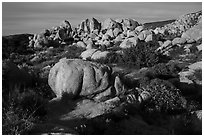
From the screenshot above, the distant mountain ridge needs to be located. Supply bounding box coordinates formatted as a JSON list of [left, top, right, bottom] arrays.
[[144, 19, 176, 29]]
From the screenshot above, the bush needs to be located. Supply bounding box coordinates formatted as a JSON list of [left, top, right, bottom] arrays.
[[123, 42, 159, 68], [2, 102, 35, 135], [94, 41, 169, 68], [120, 41, 169, 69], [141, 78, 187, 114], [2, 87, 48, 135], [147, 62, 182, 80]]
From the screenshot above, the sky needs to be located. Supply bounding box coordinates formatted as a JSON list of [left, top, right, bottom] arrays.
[[2, 2, 202, 36]]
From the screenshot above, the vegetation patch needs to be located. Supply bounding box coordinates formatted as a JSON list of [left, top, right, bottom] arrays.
[[141, 78, 187, 114]]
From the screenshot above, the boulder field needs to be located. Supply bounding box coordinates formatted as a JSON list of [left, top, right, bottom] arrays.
[[2, 10, 202, 135]]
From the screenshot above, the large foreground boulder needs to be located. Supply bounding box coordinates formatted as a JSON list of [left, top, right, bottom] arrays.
[[48, 58, 125, 100]]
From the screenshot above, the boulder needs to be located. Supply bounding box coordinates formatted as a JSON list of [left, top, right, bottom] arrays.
[[91, 50, 110, 60], [114, 35, 123, 42], [84, 39, 94, 49], [138, 32, 146, 41], [79, 18, 101, 33], [48, 58, 124, 100], [145, 34, 153, 42], [181, 21, 202, 42], [34, 33, 49, 48], [178, 61, 202, 95], [135, 25, 144, 32], [77, 41, 87, 48], [102, 18, 123, 31], [196, 44, 202, 51], [172, 37, 186, 45], [127, 30, 137, 38], [119, 37, 138, 49], [89, 18, 101, 33], [188, 61, 202, 71], [105, 29, 114, 38], [86, 43, 94, 50], [54, 27, 68, 41], [156, 40, 172, 52], [79, 19, 89, 33], [60, 20, 72, 30], [80, 49, 98, 60], [113, 28, 122, 37], [122, 18, 139, 31], [162, 40, 172, 48]]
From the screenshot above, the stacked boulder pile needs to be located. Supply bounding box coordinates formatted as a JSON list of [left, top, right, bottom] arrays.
[[28, 20, 73, 49], [27, 17, 159, 62]]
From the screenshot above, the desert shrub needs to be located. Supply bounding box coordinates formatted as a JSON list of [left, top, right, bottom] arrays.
[[93, 41, 170, 68], [2, 87, 49, 135], [120, 41, 169, 69], [186, 100, 202, 112], [2, 34, 32, 57], [2, 102, 35, 135], [147, 62, 182, 80], [168, 46, 186, 59], [169, 113, 202, 135], [141, 78, 187, 114]]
